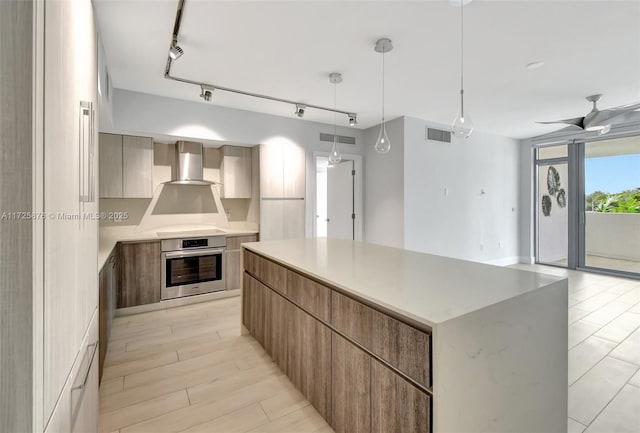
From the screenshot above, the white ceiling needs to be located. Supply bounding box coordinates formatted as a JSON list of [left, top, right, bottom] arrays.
[[93, 0, 640, 139]]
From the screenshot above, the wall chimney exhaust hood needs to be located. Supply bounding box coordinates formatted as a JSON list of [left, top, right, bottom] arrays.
[[164, 141, 218, 186]]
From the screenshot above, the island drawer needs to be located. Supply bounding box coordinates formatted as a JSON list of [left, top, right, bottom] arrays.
[[243, 249, 286, 294], [286, 270, 331, 321], [332, 291, 431, 389]]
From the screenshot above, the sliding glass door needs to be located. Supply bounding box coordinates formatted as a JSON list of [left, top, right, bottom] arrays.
[[580, 137, 640, 275], [535, 135, 640, 278]]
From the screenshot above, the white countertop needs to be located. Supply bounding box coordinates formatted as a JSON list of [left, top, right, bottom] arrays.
[[243, 238, 565, 327], [99, 225, 258, 270]]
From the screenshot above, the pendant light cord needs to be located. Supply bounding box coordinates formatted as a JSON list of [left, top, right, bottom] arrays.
[[382, 50, 386, 124], [334, 81, 337, 137], [460, 0, 465, 115]]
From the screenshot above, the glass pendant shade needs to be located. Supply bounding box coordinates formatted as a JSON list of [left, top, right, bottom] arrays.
[[374, 123, 391, 154], [329, 137, 342, 164], [452, 109, 474, 138]]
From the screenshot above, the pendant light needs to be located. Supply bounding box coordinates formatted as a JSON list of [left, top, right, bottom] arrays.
[[374, 38, 393, 154], [328, 73, 343, 165], [451, 0, 474, 138]]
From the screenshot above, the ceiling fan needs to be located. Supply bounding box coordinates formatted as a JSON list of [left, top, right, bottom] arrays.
[[539, 94, 640, 135]]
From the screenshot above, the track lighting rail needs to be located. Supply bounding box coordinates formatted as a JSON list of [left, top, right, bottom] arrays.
[[164, 0, 357, 121]]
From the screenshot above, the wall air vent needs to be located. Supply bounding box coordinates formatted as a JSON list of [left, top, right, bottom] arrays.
[[426, 127, 451, 143], [319, 133, 356, 145]]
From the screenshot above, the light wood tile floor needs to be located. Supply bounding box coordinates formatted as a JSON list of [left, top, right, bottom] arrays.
[[101, 268, 640, 433], [99, 297, 332, 433]]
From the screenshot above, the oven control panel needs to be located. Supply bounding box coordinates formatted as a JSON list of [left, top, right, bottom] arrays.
[[161, 235, 226, 252]]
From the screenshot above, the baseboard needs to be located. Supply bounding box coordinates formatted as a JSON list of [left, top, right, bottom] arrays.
[[519, 256, 535, 264], [483, 256, 521, 267], [115, 289, 241, 316]]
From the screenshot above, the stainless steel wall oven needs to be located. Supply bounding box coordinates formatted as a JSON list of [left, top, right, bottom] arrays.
[[161, 236, 226, 300]]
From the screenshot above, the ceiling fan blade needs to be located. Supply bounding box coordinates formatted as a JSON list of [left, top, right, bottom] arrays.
[[584, 102, 640, 128], [537, 117, 584, 128]]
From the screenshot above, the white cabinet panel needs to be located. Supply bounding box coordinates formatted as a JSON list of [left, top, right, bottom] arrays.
[[221, 145, 252, 198], [123, 136, 153, 198], [259, 199, 305, 241], [45, 312, 98, 433], [283, 144, 306, 198], [283, 200, 305, 239], [260, 143, 284, 198], [98, 134, 122, 198], [259, 200, 286, 241], [43, 0, 98, 423]]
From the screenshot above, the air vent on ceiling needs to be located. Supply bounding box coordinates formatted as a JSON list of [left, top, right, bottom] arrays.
[[319, 133, 356, 145], [426, 127, 451, 143]]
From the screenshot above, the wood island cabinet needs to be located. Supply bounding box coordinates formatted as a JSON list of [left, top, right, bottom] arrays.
[[242, 249, 432, 433], [118, 241, 161, 308], [331, 332, 371, 433]]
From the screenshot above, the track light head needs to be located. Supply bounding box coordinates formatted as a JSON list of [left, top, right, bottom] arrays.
[[169, 45, 184, 60], [348, 113, 357, 126], [200, 85, 214, 102], [295, 104, 306, 118]]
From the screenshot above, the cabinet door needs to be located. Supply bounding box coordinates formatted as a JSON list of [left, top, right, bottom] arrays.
[[43, 0, 98, 420], [260, 143, 284, 198], [225, 250, 241, 291], [98, 267, 107, 382], [259, 199, 285, 241], [371, 359, 431, 433], [221, 146, 252, 198], [287, 304, 331, 421], [371, 309, 431, 388], [331, 332, 371, 433], [98, 133, 123, 198], [283, 143, 306, 198], [118, 242, 161, 308], [285, 270, 330, 321], [122, 136, 153, 198], [283, 199, 305, 239]]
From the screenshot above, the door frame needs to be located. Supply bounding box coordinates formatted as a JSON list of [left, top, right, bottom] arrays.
[[311, 152, 363, 241]]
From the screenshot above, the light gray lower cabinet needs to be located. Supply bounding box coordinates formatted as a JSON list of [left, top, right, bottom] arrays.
[[225, 235, 258, 291]]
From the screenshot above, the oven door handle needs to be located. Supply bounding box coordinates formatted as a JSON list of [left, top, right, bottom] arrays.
[[163, 248, 225, 259]]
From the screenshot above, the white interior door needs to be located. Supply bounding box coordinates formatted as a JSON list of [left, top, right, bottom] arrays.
[[327, 160, 354, 240]]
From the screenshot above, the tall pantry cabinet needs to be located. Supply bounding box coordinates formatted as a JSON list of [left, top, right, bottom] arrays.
[[259, 142, 306, 240], [0, 1, 99, 432]]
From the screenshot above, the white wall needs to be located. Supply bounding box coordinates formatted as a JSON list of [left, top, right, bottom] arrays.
[[363, 117, 405, 248], [403, 117, 521, 265], [586, 212, 640, 261], [108, 89, 365, 237], [518, 142, 535, 263]]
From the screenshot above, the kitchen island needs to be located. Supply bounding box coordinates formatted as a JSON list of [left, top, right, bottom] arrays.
[[242, 238, 568, 433]]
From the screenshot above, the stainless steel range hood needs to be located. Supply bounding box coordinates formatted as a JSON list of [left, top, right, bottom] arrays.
[[164, 141, 217, 185]]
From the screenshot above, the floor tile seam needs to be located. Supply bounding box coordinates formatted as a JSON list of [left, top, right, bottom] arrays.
[[99, 388, 191, 417], [580, 380, 635, 430]]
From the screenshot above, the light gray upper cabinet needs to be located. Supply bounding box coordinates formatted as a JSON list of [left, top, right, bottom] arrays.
[[99, 133, 153, 198], [98, 134, 123, 198], [220, 145, 252, 198], [122, 136, 153, 198]]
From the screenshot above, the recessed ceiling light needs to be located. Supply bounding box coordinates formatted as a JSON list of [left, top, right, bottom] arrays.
[[525, 61, 545, 70]]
